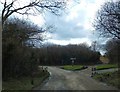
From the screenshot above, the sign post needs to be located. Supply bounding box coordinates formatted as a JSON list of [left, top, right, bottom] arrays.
[[70, 58, 76, 66]]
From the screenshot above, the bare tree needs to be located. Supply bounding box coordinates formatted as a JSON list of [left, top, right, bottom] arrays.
[[94, 1, 120, 39], [105, 38, 120, 63], [1, 0, 67, 28]]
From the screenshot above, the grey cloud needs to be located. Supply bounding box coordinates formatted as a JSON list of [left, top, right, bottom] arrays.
[[44, 11, 89, 40]]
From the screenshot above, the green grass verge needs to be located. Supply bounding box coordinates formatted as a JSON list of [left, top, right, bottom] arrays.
[[95, 64, 118, 70], [93, 71, 120, 89], [61, 65, 87, 71], [3, 70, 49, 90]]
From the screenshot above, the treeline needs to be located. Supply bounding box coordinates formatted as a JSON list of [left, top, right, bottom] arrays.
[[105, 39, 120, 64], [37, 44, 101, 65], [2, 18, 43, 80]]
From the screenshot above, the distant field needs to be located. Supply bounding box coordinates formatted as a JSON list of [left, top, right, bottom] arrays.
[[100, 56, 109, 63], [61, 65, 87, 71], [96, 64, 118, 70]]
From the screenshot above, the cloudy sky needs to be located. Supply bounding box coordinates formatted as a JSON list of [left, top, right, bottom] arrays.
[[32, 0, 108, 46], [0, 0, 109, 46]]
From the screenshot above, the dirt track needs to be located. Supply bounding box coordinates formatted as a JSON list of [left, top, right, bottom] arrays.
[[33, 66, 118, 90]]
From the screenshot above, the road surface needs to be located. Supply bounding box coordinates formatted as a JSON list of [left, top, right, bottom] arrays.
[[33, 66, 118, 90]]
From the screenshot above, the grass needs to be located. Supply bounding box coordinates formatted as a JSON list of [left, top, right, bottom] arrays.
[[93, 71, 120, 89], [61, 65, 87, 71], [2, 70, 49, 90], [95, 64, 118, 70]]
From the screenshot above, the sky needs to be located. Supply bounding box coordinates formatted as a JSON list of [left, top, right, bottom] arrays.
[[37, 0, 109, 46], [0, 0, 109, 47]]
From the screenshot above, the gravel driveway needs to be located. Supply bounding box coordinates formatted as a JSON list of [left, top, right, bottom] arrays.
[[33, 66, 118, 90]]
